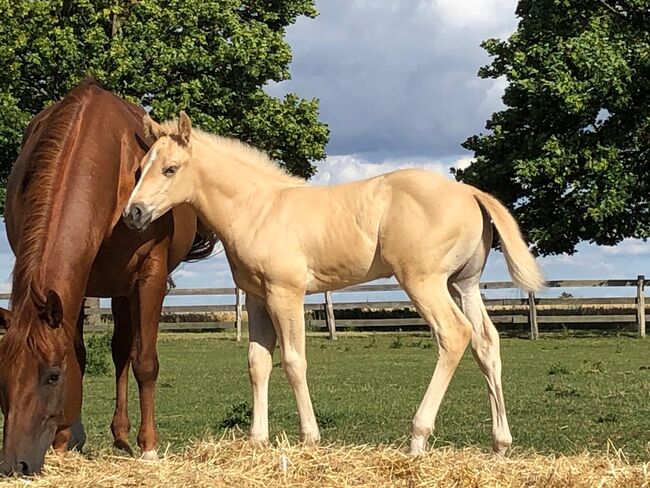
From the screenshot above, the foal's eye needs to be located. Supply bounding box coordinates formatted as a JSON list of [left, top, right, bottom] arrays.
[[46, 370, 61, 386], [163, 165, 178, 176]]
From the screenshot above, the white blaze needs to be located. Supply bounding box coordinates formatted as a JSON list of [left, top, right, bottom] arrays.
[[126, 148, 157, 210]]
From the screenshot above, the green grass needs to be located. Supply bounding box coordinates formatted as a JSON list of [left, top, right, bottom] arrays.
[[80, 332, 650, 460]]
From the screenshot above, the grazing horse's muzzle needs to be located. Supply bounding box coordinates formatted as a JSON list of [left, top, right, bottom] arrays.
[[123, 203, 152, 230], [1, 459, 38, 477]]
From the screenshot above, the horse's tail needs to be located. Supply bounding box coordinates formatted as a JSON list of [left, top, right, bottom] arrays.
[[469, 187, 545, 292]]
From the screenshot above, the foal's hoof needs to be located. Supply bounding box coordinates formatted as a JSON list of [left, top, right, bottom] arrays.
[[408, 436, 427, 457], [492, 440, 512, 456], [491, 431, 513, 456], [300, 432, 320, 446], [140, 450, 159, 461], [249, 437, 269, 448], [113, 439, 135, 457]]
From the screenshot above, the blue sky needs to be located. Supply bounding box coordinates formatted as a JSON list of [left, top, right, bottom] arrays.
[[1, 0, 649, 306]]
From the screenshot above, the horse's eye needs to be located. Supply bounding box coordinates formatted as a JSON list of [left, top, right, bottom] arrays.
[[163, 165, 178, 176], [46, 371, 61, 386]]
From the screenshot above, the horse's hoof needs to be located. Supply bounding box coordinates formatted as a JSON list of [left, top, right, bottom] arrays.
[[113, 439, 135, 457], [68, 418, 86, 451], [140, 450, 159, 461]]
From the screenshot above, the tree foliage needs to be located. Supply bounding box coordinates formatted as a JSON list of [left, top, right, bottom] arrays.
[[0, 0, 329, 213], [454, 0, 649, 255]]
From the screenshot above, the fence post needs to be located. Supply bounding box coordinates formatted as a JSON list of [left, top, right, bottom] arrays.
[[637, 275, 646, 338], [324, 291, 337, 340], [83, 297, 101, 328], [528, 292, 538, 340], [235, 288, 243, 342]]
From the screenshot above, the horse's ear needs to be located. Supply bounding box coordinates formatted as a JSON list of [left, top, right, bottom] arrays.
[[0, 308, 11, 330], [143, 113, 167, 141], [178, 111, 192, 146], [38, 290, 63, 329]]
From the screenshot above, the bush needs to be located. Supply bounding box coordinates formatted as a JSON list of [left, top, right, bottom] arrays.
[[220, 401, 252, 429], [85, 331, 112, 376]]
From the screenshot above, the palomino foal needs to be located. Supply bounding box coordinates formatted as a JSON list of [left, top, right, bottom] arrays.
[[124, 112, 544, 455]]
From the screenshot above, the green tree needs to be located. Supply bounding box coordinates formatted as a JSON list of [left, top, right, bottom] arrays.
[[0, 0, 329, 214], [454, 0, 649, 255]]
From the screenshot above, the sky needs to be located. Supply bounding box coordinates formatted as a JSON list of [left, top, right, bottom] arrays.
[[1, 0, 649, 306]]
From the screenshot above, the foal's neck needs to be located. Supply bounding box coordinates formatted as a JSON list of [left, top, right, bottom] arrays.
[[190, 134, 301, 242]]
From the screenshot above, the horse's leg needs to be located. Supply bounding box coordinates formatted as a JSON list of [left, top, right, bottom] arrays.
[[402, 277, 472, 456], [246, 293, 277, 444], [52, 307, 87, 452], [110, 296, 135, 455], [450, 279, 512, 454], [265, 288, 319, 444], [131, 257, 166, 460]]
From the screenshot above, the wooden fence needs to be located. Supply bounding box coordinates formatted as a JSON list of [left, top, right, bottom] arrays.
[[0, 276, 647, 340]]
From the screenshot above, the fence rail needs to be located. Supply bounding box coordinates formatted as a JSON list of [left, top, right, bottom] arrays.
[[1, 276, 647, 340]]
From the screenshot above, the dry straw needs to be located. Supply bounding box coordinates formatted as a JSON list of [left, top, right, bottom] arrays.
[[1, 435, 648, 487]]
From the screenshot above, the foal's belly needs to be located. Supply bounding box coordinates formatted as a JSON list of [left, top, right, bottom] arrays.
[[304, 249, 392, 294]]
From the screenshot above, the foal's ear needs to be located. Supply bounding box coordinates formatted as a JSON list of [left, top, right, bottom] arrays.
[[38, 290, 63, 329], [178, 111, 192, 146], [0, 308, 11, 330], [143, 113, 167, 141]]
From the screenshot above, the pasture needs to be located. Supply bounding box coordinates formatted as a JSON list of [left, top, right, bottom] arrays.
[[78, 331, 650, 459]]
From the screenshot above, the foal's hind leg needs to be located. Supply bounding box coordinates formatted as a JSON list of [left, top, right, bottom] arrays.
[[450, 280, 512, 454], [246, 293, 277, 444], [403, 277, 472, 455]]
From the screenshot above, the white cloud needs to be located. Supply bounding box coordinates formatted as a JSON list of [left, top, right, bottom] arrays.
[[0, 282, 10, 294], [431, 0, 518, 31], [310, 153, 479, 186], [600, 239, 650, 256], [453, 156, 474, 170], [311, 155, 452, 185], [171, 268, 200, 279]]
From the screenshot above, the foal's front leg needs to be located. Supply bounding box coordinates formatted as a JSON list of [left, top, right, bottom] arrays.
[[246, 293, 277, 444], [265, 287, 320, 444]]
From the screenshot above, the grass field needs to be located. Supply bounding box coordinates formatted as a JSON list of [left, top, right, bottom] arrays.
[[80, 332, 650, 460]]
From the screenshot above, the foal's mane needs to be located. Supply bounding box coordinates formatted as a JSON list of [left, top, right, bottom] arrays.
[[160, 120, 306, 186], [2, 79, 97, 357]]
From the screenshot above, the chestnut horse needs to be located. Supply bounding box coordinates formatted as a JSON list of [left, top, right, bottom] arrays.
[[124, 112, 544, 456], [0, 80, 215, 474]]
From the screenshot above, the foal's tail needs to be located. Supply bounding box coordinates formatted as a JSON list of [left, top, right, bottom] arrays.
[[469, 187, 545, 292]]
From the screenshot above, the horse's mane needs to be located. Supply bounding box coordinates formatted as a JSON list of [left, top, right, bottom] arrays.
[[160, 120, 306, 186], [4, 78, 97, 355]]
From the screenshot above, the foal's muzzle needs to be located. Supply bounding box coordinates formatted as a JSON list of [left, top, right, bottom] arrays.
[[123, 203, 152, 230]]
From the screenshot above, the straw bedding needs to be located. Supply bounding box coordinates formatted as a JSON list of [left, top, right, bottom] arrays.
[[1, 436, 648, 487]]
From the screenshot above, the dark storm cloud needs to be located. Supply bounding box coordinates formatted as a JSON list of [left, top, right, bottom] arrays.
[[268, 0, 518, 161]]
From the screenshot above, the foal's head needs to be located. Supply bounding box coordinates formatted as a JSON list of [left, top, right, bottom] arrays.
[[0, 291, 80, 475], [123, 112, 196, 230]]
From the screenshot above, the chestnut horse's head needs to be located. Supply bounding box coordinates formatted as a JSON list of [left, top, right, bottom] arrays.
[[0, 290, 80, 475], [123, 112, 196, 230]]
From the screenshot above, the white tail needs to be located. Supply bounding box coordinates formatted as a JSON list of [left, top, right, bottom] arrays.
[[470, 187, 545, 292]]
